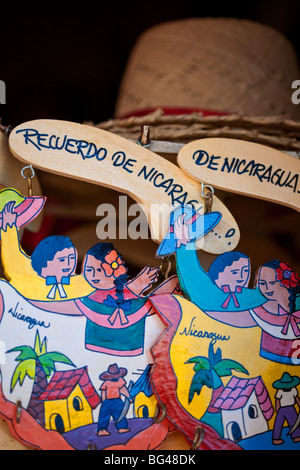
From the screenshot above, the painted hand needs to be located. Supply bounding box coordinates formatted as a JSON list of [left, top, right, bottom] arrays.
[[174, 214, 190, 247], [2, 201, 17, 231]]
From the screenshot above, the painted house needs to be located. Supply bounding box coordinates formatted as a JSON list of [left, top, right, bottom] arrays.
[[212, 376, 274, 442], [131, 365, 156, 418], [39, 367, 101, 434]]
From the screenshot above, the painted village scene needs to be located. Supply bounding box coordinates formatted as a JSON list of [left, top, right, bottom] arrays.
[[0, 188, 299, 450]]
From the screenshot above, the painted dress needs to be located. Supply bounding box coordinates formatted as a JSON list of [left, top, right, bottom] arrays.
[[75, 287, 154, 356], [250, 305, 300, 365]]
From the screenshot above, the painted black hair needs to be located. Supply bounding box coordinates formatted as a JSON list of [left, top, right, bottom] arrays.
[[31, 235, 75, 276], [86, 243, 129, 306], [208, 251, 249, 284], [260, 260, 300, 313]]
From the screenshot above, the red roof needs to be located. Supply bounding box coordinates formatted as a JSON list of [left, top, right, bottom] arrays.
[[212, 376, 274, 421], [39, 367, 101, 409]]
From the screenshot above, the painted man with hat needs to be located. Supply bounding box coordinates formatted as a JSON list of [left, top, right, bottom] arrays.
[[97, 363, 133, 436], [272, 372, 300, 445]]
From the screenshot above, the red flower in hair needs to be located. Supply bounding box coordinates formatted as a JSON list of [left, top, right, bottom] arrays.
[[102, 250, 127, 278], [276, 262, 299, 289]]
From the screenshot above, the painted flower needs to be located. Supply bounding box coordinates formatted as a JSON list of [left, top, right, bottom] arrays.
[[276, 262, 299, 289], [102, 250, 127, 278]]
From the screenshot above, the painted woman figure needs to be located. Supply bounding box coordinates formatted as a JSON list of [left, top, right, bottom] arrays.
[[75, 242, 157, 356], [250, 260, 300, 364]]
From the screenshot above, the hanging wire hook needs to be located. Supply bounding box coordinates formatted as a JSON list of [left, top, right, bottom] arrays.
[[154, 402, 167, 423], [21, 165, 35, 197], [201, 182, 214, 213], [191, 425, 205, 450], [137, 125, 151, 147], [160, 257, 171, 280], [16, 400, 22, 424]]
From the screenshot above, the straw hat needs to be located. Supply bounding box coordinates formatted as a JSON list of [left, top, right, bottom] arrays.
[[94, 18, 300, 150], [115, 18, 300, 119]]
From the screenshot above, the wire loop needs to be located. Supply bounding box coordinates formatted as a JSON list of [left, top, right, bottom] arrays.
[[160, 257, 171, 280], [21, 165, 35, 196], [16, 400, 22, 424], [201, 182, 214, 213], [154, 402, 166, 423], [191, 425, 205, 450]]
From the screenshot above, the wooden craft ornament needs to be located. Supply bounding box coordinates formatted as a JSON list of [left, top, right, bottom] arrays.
[[0, 188, 184, 450], [8, 119, 239, 254], [177, 137, 300, 212], [150, 206, 300, 450]]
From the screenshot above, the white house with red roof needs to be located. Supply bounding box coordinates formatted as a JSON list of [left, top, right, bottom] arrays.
[[212, 376, 274, 442]]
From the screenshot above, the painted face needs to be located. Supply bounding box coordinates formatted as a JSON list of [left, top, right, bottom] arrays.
[[83, 255, 116, 290], [41, 247, 77, 281], [215, 258, 250, 292], [257, 266, 289, 306]]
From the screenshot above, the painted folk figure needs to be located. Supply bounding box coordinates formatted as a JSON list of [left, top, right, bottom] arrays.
[[151, 205, 300, 449], [0, 188, 181, 450]]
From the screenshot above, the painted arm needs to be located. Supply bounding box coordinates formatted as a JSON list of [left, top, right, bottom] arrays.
[[1, 203, 36, 280], [174, 214, 265, 312], [126, 265, 159, 296], [29, 299, 83, 316]]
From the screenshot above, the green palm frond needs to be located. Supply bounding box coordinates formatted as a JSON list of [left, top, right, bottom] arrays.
[[10, 359, 36, 392], [39, 352, 75, 377], [188, 369, 213, 404], [214, 359, 249, 377], [34, 330, 47, 356], [185, 356, 210, 372], [7, 346, 37, 362]]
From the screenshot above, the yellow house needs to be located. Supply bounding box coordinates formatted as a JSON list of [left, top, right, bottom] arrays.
[[39, 367, 101, 434]]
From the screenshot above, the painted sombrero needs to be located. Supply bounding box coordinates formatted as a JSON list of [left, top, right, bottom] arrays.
[[156, 205, 222, 257], [0, 188, 46, 230]]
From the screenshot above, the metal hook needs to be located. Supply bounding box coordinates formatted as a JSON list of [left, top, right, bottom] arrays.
[[154, 402, 166, 423], [87, 442, 98, 450], [16, 400, 22, 424], [21, 165, 35, 197], [137, 125, 151, 147], [191, 425, 205, 450], [160, 257, 171, 280], [201, 182, 214, 213]]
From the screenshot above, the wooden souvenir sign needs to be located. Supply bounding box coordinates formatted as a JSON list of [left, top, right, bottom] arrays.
[[150, 206, 300, 450], [177, 138, 300, 212], [0, 188, 184, 450], [8, 119, 239, 254]]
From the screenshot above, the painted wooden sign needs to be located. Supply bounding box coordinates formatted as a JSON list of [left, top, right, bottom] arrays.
[[177, 138, 300, 212], [8, 119, 239, 254], [0, 188, 183, 450], [150, 206, 300, 450]]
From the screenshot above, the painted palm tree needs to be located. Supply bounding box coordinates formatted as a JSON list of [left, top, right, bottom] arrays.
[[186, 341, 248, 437], [8, 330, 75, 426]]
